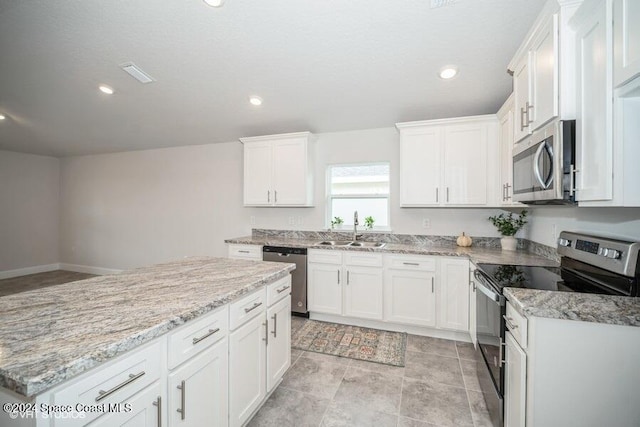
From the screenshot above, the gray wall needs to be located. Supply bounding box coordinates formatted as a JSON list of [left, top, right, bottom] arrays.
[[0, 150, 60, 272]]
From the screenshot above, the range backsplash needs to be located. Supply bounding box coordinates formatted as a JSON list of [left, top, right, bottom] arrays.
[[251, 229, 559, 262]]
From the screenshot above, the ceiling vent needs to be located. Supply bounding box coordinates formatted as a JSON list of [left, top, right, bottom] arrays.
[[120, 63, 155, 84], [430, 0, 458, 8]]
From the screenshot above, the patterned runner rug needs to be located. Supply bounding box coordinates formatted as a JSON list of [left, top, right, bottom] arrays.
[[291, 320, 407, 367]]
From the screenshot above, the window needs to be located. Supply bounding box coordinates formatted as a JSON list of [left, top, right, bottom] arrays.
[[327, 163, 390, 229]]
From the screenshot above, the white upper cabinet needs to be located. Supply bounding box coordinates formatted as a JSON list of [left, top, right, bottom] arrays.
[[613, 0, 640, 87], [497, 94, 523, 206], [509, 1, 581, 143], [571, 0, 640, 206], [396, 115, 499, 207], [241, 132, 315, 207], [574, 0, 614, 202]]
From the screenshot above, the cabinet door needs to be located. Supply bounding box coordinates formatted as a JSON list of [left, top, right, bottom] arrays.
[[437, 258, 470, 332], [576, 0, 613, 202], [89, 382, 162, 427], [530, 14, 559, 129], [504, 331, 527, 427], [243, 142, 273, 206], [272, 138, 309, 206], [229, 316, 266, 427], [399, 127, 442, 206], [499, 99, 516, 205], [614, 0, 640, 87], [266, 296, 291, 392], [513, 54, 532, 143], [384, 269, 436, 327], [168, 340, 229, 427], [443, 124, 488, 205], [468, 265, 477, 346], [307, 263, 342, 315], [344, 266, 383, 320]]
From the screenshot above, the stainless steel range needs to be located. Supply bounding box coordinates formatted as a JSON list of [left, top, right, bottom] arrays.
[[472, 231, 640, 426]]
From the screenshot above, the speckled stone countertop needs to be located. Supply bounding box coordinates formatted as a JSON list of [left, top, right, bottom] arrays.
[[504, 288, 640, 327], [225, 235, 559, 267], [0, 257, 295, 397]]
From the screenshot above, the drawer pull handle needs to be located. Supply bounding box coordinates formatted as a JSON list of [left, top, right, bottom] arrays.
[[177, 380, 186, 420], [152, 396, 162, 427], [403, 262, 419, 266], [271, 313, 277, 338], [503, 315, 518, 330], [95, 371, 146, 402], [192, 328, 220, 345], [244, 301, 263, 313], [238, 250, 250, 254], [276, 285, 290, 294]]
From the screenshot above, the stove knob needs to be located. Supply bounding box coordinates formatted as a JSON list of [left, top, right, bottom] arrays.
[[558, 238, 572, 247], [604, 249, 621, 259]]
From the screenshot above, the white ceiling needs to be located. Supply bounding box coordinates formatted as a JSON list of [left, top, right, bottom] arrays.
[[0, 0, 546, 157]]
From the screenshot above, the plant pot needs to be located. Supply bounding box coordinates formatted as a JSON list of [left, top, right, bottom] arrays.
[[500, 236, 517, 251]]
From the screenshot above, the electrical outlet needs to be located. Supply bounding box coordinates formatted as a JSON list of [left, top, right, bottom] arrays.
[[422, 218, 431, 228], [288, 216, 296, 226], [297, 216, 303, 226], [250, 216, 256, 226], [552, 224, 557, 240]]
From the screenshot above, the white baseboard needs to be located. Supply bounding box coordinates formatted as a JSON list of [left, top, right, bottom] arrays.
[[309, 312, 472, 343], [0, 263, 60, 280], [59, 263, 122, 276]]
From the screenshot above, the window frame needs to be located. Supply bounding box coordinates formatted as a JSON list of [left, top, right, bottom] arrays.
[[326, 162, 391, 232]]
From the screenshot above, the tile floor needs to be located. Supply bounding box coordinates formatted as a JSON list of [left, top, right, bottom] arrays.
[[0, 270, 96, 297], [248, 317, 495, 427]]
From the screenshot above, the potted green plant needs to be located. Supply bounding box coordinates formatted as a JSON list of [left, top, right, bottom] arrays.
[[488, 210, 528, 251], [330, 216, 344, 230], [364, 216, 375, 230]]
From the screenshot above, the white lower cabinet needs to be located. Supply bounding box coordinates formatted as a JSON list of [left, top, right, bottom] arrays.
[[308, 250, 383, 320], [468, 264, 477, 347], [504, 331, 526, 427], [383, 256, 437, 327], [437, 258, 470, 332], [266, 296, 291, 392], [344, 265, 383, 320], [168, 341, 228, 427], [89, 382, 162, 427]]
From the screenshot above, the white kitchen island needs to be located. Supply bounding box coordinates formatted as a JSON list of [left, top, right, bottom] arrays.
[[0, 257, 294, 427]]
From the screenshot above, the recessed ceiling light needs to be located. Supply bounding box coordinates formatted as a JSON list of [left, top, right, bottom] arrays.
[[0, 114, 5, 120], [249, 96, 263, 106], [99, 85, 114, 95], [439, 66, 458, 80], [203, 0, 224, 7]]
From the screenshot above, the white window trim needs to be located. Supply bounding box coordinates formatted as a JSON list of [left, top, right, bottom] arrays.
[[326, 163, 391, 232]]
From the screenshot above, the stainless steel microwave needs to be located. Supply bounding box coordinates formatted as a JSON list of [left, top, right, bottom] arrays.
[[512, 119, 576, 204]]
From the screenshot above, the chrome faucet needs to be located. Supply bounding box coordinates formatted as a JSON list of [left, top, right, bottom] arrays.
[[353, 211, 360, 241]]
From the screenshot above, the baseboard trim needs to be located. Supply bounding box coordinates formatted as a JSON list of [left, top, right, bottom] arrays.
[[58, 263, 123, 275], [0, 263, 61, 280], [309, 312, 472, 343]]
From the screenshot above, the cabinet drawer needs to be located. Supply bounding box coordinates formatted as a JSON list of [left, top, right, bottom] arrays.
[[53, 340, 163, 426], [308, 249, 343, 265], [228, 244, 263, 260], [230, 288, 267, 330], [505, 302, 528, 349], [267, 275, 292, 307], [384, 255, 436, 271], [168, 305, 229, 369], [344, 251, 383, 267]]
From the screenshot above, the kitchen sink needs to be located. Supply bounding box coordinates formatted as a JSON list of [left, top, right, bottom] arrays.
[[315, 241, 386, 248]]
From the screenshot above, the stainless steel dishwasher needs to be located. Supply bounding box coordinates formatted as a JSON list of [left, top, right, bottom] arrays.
[[262, 246, 308, 316]]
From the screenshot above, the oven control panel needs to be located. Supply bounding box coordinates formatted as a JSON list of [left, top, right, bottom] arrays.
[[575, 239, 600, 255]]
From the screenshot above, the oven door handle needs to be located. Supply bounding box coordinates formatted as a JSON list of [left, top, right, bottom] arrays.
[[474, 278, 505, 305]]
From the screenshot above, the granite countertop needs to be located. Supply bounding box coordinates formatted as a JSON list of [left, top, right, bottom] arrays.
[[225, 235, 559, 267], [0, 257, 295, 397], [504, 287, 640, 327]]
